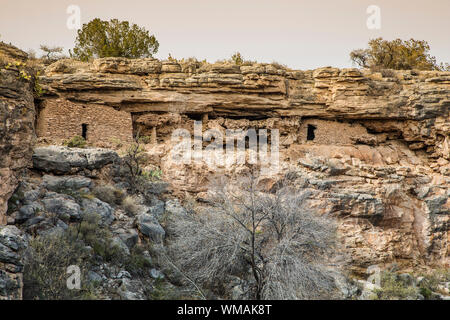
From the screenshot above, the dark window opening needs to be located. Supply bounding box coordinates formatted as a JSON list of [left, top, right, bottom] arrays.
[[82, 124, 88, 140], [307, 124, 316, 141]]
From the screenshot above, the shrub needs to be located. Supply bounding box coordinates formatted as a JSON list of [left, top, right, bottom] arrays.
[[125, 245, 153, 276], [92, 185, 125, 206], [34, 71, 45, 97], [231, 52, 244, 65], [23, 233, 97, 300], [270, 61, 287, 69], [228, 52, 256, 66], [122, 138, 148, 192], [122, 196, 141, 216], [350, 38, 449, 71], [372, 272, 418, 300], [418, 269, 450, 298], [64, 135, 87, 148], [70, 213, 125, 263], [138, 135, 151, 144], [71, 18, 159, 61], [166, 172, 343, 300], [141, 168, 162, 181]]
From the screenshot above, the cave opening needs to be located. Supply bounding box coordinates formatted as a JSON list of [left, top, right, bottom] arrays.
[[82, 123, 88, 140], [307, 124, 316, 141]]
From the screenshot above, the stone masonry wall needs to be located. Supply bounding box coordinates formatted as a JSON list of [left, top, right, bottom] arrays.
[[36, 98, 133, 146]]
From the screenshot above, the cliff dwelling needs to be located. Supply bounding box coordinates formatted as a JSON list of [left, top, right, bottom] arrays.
[[36, 98, 134, 145]]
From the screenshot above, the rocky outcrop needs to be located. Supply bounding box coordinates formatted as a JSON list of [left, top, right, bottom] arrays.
[[38, 58, 449, 160], [34, 57, 449, 272], [1, 49, 448, 287], [5, 146, 169, 300], [0, 43, 35, 225], [32, 146, 118, 174], [0, 225, 27, 299]]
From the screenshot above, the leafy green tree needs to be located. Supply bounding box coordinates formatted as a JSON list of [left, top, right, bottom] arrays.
[[350, 38, 449, 71], [71, 18, 159, 61]]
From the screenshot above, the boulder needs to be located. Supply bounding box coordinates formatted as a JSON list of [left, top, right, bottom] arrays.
[[0, 226, 27, 299], [0, 226, 28, 252], [88, 271, 103, 283], [117, 278, 146, 300], [22, 190, 40, 204], [136, 214, 165, 243], [116, 229, 139, 249], [15, 202, 43, 224], [81, 198, 115, 225], [32, 146, 118, 174], [149, 268, 164, 280], [23, 216, 45, 228], [165, 199, 187, 216], [146, 199, 165, 219], [42, 195, 81, 221], [42, 175, 92, 191], [93, 57, 162, 75], [112, 237, 130, 256]]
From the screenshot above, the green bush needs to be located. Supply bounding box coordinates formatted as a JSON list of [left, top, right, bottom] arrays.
[[64, 135, 87, 148], [125, 245, 153, 276], [138, 135, 152, 144], [141, 169, 162, 181], [350, 38, 449, 71], [372, 272, 418, 300], [69, 213, 125, 263], [417, 269, 450, 298]]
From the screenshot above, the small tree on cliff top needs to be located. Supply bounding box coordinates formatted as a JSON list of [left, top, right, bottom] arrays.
[[350, 38, 449, 71], [71, 18, 159, 61], [39, 45, 63, 60]]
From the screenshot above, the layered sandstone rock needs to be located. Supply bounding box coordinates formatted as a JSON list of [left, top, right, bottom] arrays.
[[0, 44, 35, 225], [39, 58, 449, 158], [5, 55, 449, 272]]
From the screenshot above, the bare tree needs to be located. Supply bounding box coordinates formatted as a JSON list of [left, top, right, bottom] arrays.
[[166, 172, 343, 300], [123, 137, 146, 193], [120, 132, 166, 199], [39, 45, 63, 60]]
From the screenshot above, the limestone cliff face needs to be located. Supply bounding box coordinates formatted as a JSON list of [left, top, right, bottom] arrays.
[[12, 56, 450, 272], [0, 44, 36, 225]]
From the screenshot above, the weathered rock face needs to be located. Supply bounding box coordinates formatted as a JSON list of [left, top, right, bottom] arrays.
[[0, 225, 27, 299], [34, 57, 449, 272], [32, 146, 118, 174], [0, 44, 36, 225], [0, 51, 446, 275], [38, 58, 449, 158]]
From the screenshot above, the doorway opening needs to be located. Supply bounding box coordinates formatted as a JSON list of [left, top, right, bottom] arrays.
[[82, 124, 88, 140], [307, 124, 316, 141]]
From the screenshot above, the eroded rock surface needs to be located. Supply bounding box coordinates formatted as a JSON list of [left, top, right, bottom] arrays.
[[0, 44, 35, 225], [1, 50, 449, 294], [33, 57, 450, 272], [32, 146, 118, 174]]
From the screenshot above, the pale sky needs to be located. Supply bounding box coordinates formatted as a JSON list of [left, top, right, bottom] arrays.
[[0, 0, 449, 70]]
